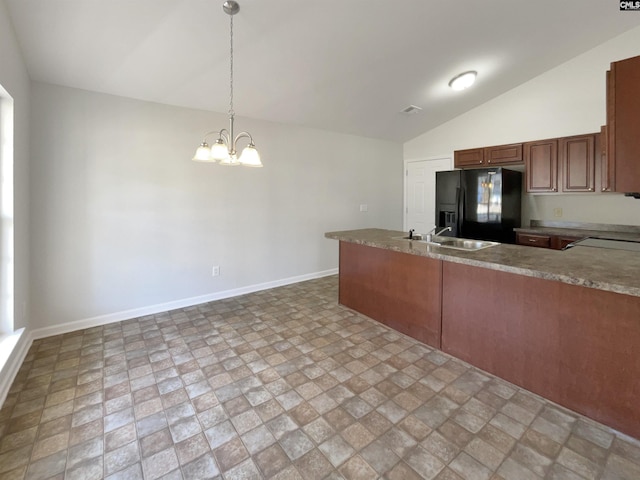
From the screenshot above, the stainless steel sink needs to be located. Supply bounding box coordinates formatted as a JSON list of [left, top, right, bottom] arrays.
[[393, 235, 499, 251], [430, 237, 500, 251]]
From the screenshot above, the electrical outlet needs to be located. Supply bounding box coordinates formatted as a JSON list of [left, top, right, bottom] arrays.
[[359, 204, 368, 212], [212, 265, 220, 277], [553, 207, 563, 218]]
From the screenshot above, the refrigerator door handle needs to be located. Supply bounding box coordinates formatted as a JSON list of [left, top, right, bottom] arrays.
[[456, 186, 464, 237]]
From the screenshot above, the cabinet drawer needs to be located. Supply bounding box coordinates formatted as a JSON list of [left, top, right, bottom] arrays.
[[516, 233, 551, 248]]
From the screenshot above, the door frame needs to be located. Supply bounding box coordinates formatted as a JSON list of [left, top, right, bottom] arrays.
[[403, 156, 452, 231]]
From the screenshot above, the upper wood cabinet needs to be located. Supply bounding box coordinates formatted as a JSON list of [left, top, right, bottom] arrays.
[[524, 139, 558, 193], [524, 134, 598, 194], [600, 125, 614, 192], [484, 144, 523, 166], [454, 143, 523, 168], [559, 134, 595, 192], [454, 148, 484, 168], [607, 54, 640, 194]]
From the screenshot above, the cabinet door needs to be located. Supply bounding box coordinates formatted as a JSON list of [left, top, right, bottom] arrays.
[[601, 125, 614, 192], [524, 140, 558, 193], [484, 143, 523, 166], [609, 55, 640, 193], [454, 148, 484, 168], [560, 134, 595, 192]]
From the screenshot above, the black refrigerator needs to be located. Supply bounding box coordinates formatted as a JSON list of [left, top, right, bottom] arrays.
[[435, 168, 522, 244]]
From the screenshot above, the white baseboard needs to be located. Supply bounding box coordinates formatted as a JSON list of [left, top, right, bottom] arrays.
[[31, 268, 338, 340], [0, 328, 33, 407]]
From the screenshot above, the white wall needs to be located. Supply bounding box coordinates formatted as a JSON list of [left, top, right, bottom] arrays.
[[0, 0, 30, 331], [29, 83, 402, 330], [405, 25, 640, 227]]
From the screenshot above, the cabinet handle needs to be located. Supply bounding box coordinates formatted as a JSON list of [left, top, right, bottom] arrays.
[[529, 239, 536, 242], [589, 187, 594, 191]]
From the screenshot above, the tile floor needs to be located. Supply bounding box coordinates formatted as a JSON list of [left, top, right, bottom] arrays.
[[1, 275, 639, 480]]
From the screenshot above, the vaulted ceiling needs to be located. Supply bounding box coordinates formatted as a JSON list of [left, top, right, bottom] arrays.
[[5, 0, 640, 142]]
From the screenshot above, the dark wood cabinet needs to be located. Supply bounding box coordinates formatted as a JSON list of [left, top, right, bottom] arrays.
[[559, 134, 595, 192], [550, 235, 582, 250], [601, 125, 614, 192], [524, 134, 597, 194], [607, 54, 640, 194], [454, 143, 523, 168], [484, 143, 523, 165], [516, 232, 551, 248], [517, 232, 582, 250], [454, 148, 484, 168], [524, 139, 558, 192]]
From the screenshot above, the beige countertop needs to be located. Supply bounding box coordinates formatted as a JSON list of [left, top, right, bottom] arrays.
[[325, 228, 640, 298]]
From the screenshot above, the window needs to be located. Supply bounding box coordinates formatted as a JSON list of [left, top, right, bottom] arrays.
[[0, 85, 14, 336]]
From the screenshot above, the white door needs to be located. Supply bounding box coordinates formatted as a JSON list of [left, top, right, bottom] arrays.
[[405, 158, 451, 234]]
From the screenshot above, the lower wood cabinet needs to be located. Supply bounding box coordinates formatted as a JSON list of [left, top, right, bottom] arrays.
[[516, 232, 551, 248], [441, 261, 640, 440], [550, 235, 581, 250], [516, 232, 582, 250]]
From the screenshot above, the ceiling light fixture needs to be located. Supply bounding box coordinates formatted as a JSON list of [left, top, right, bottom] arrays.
[[448, 71, 477, 91], [193, 1, 262, 167]]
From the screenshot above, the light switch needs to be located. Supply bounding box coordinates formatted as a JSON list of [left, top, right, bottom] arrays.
[[359, 204, 368, 212]]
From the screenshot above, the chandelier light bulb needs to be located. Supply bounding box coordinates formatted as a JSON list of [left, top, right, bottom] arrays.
[[211, 139, 230, 161], [192, 142, 214, 162], [239, 144, 262, 167]]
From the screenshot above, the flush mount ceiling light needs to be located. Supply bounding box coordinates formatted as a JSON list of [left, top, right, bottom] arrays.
[[193, 0, 262, 167], [448, 71, 477, 91]]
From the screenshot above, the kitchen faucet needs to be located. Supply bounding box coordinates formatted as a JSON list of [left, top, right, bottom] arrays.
[[425, 226, 451, 242]]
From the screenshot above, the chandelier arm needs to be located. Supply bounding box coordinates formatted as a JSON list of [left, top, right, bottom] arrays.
[[218, 129, 231, 145], [232, 131, 255, 151], [201, 129, 231, 143]]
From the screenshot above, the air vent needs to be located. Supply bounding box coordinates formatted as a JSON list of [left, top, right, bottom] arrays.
[[400, 105, 422, 115]]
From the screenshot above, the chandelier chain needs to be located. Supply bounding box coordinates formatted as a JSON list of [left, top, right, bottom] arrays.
[[229, 15, 234, 117]]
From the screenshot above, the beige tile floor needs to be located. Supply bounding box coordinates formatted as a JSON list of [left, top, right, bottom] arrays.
[[0, 275, 639, 480]]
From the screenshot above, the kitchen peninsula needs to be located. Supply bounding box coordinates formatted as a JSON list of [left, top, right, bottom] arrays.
[[325, 228, 640, 440]]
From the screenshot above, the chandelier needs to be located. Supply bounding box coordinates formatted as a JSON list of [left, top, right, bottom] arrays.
[[193, 1, 262, 167]]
